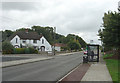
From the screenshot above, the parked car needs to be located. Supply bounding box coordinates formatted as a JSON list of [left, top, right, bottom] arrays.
[[83, 50, 87, 55]]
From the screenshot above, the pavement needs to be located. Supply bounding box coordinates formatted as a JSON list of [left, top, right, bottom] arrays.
[[1, 52, 76, 68], [59, 53, 113, 82]]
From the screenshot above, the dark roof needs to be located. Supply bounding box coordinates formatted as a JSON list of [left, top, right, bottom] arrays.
[[53, 43, 67, 47], [9, 31, 42, 40]]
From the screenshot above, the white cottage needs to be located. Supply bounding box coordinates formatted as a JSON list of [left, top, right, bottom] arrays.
[[10, 31, 52, 52], [53, 43, 67, 52]]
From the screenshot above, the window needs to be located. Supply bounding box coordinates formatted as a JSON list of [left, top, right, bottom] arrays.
[[16, 38, 18, 43], [22, 40, 26, 43], [42, 39, 44, 44], [33, 40, 37, 43]]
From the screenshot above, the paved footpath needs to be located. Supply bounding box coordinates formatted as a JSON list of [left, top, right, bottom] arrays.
[[59, 54, 113, 82]]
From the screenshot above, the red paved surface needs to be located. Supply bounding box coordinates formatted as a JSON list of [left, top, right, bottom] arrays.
[[58, 63, 90, 83]]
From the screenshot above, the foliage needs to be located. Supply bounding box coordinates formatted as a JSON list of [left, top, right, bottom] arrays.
[[29, 47, 38, 54], [2, 30, 14, 41], [61, 46, 69, 51], [24, 48, 30, 54], [34, 49, 38, 54], [13, 47, 38, 54], [32, 26, 54, 44], [16, 28, 33, 32], [13, 48, 25, 54], [98, 11, 120, 53], [66, 34, 86, 48], [103, 54, 113, 59], [68, 40, 81, 51], [2, 41, 14, 54], [76, 35, 86, 48], [1, 26, 86, 52]]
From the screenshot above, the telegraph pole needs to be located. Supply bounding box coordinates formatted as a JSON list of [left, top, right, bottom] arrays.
[[53, 27, 56, 55]]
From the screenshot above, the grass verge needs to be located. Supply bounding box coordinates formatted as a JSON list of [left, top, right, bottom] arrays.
[[103, 54, 120, 83]]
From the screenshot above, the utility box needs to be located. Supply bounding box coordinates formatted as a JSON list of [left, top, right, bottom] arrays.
[[83, 44, 99, 63]]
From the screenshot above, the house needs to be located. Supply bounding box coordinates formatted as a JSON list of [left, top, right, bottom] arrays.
[[53, 43, 67, 52], [9, 30, 52, 52]]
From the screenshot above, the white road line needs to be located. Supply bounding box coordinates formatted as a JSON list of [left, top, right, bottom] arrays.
[[56, 64, 82, 83]]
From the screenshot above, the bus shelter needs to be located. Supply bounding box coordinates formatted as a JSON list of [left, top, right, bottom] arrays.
[[83, 44, 99, 63]]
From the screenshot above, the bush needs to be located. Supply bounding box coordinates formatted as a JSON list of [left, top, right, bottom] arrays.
[[13, 47, 38, 54], [29, 47, 35, 53], [13, 48, 25, 54], [2, 41, 14, 54], [24, 48, 30, 54], [34, 49, 38, 54]]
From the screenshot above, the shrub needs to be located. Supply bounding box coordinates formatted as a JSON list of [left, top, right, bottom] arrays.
[[2, 41, 14, 54], [29, 47, 35, 53], [34, 49, 38, 54], [24, 48, 30, 54], [13, 47, 38, 54], [13, 48, 25, 54]]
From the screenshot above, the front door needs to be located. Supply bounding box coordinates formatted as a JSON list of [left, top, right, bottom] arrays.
[[41, 46, 45, 51]]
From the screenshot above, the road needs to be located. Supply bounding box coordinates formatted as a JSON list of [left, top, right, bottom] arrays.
[[2, 52, 83, 82], [2, 54, 49, 62], [2, 57, 30, 62]]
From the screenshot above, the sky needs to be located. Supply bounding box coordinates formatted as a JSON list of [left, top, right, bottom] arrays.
[[1, 0, 119, 44]]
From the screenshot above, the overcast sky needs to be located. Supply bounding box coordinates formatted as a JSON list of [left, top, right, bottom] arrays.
[[1, 0, 119, 44]]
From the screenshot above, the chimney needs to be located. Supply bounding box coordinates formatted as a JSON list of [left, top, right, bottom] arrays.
[[40, 33, 43, 37], [25, 29, 28, 33]]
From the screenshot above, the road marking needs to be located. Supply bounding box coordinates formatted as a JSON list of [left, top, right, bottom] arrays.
[[56, 64, 82, 83]]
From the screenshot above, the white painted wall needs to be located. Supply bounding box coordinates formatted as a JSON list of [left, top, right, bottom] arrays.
[[10, 35, 20, 48], [10, 35, 52, 51], [55, 46, 61, 52], [38, 36, 52, 51]]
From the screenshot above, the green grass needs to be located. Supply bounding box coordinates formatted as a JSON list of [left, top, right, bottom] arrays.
[[103, 54, 120, 83], [103, 53, 113, 58]]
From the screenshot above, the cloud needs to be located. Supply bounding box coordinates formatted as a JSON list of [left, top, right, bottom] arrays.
[[2, 2, 39, 11], [1, 0, 119, 44]]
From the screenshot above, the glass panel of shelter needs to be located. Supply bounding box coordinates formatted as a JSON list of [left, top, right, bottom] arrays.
[[87, 45, 99, 62]]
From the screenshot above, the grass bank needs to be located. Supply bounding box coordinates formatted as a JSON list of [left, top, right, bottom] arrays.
[[103, 54, 120, 83]]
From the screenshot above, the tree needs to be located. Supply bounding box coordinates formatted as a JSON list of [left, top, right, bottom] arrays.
[[2, 41, 14, 54], [31, 26, 54, 44], [76, 36, 86, 48], [16, 28, 33, 32], [2, 30, 14, 41], [98, 11, 120, 54], [68, 40, 81, 51], [65, 34, 86, 48]]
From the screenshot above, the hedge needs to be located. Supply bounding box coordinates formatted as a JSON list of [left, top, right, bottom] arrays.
[[13, 47, 38, 54]]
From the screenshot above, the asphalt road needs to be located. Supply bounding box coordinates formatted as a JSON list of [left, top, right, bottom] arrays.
[[2, 57, 30, 62], [2, 52, 83, 82]]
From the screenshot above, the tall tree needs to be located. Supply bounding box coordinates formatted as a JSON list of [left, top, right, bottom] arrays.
[[98, 11, 120, 53], [31, 26, 54, 44], [2, 30, 14, 41]]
